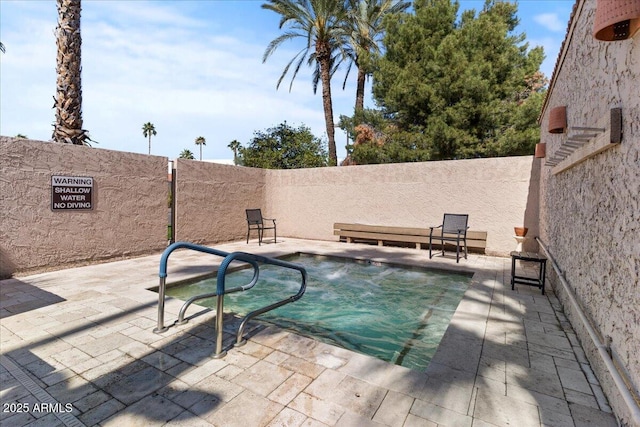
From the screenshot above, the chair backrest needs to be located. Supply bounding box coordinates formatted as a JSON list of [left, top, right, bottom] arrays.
[[246, 209, 263, 225], [442, 214, 468, 234]]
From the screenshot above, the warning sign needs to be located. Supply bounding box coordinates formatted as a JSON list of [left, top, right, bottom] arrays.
[[51, 175, 93, 211]]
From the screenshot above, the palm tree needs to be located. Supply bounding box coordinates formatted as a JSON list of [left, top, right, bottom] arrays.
[[179, 149, 195, 159], [142, 122, 156, 155], [262, 0, 349, 166], [0, 42, 5, 53], [344, 0, 409, 114], [228, 139, 241, 165], [52, 0, 91, 145], [194, 136, 206, 160]]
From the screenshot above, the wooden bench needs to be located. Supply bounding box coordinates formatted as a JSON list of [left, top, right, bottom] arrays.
[[333, 223, 487, 253]]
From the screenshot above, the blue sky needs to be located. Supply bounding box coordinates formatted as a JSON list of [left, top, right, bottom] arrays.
[[0, 0, 574, 161]]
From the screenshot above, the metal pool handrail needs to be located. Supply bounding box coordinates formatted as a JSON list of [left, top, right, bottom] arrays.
[[154, 241, 307, 359], [176, 257, 260, 326], [229, 254, 307, 349], [213, 251, 307, 357], [155, 241, 233, 333]]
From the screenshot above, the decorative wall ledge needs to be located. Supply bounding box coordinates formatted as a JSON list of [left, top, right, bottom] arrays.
[[545, 108, 622, 174]]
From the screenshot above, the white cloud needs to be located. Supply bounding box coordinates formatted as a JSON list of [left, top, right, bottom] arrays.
[[533, 13, 566, 33]]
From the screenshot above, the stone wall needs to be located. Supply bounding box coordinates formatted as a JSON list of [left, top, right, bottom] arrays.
[[174, 159, 266, 244], [538, 0, 640, 423], [266, 156, 539, 256], [0, 137, 168, 277]]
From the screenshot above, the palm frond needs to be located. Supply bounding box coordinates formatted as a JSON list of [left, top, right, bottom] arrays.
[[263, 31, 302, 62]]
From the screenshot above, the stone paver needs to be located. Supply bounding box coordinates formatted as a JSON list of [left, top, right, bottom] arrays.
[[0, 239, 620, 426]]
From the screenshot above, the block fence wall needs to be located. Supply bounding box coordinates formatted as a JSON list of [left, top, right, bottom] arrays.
[[265, 156, 539, 256], [175, 156, 540, 257], [537, 0, 640, 423], [0, 138, 168, 278], [2, 139, 538, 277], [173, 159, 266, 245]]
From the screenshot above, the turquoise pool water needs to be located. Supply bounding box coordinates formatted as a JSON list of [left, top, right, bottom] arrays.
[[166, 254, 472, 370]]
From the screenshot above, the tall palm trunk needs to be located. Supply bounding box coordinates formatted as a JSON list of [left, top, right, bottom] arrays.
[[318, 42, 337, 166], [52, 0, 89, 145], [355, 63, 366, 114]]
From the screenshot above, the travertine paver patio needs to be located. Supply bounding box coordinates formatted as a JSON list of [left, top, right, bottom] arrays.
[[0, 239, 618, 426]]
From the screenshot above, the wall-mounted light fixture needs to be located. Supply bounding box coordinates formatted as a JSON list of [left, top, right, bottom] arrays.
[[535, 142, 547, 158], [549, 106, 567, 134], [594, 0, 640, 41]]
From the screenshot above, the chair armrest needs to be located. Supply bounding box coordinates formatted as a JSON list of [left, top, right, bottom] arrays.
[[264, 217, 276, 224]]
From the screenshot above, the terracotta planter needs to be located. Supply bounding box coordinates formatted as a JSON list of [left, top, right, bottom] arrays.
[[548, 106, 567, 134], [594, 0, 640, 41], [535, 142, 546, 158], [514, 227, 528, 237]]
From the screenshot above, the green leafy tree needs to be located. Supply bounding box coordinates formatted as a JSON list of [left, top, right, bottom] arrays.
[[142, 122, 156, 155], [194, 136, 206, 160], [262, 0, 349, 166], [228, 139, 242, 165], [241, 122, 328, 169], [370, 0, 545, 161], [15, 134, 28, 139], [179, 149, 195, 159], [52, 0, 91, 145]]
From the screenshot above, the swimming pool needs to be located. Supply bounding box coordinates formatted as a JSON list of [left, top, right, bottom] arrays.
[[166, 253, 472, 370]]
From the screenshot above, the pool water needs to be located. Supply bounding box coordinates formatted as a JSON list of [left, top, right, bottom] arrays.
[[166, 254, 472, 370]]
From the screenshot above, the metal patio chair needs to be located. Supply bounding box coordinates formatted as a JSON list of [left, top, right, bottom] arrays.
[[246, 209, 276, 245], [429, 213, 469, 263]]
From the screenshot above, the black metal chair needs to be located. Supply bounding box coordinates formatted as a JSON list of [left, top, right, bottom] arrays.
[[429, 214, 469, 263], [246, 209, 276, 245]]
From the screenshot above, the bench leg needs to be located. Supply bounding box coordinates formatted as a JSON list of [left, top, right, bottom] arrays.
[[346, 237, 352, 243], [378, 240, 383, 247], [416, 243, 421, 250]]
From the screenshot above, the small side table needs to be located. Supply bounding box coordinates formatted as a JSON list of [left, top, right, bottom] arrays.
[[510, 251, 547, 295]]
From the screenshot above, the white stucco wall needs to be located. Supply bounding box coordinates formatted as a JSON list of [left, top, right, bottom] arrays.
[[172, 156, 538, 257], [266, 156, 539, 256], [538, 0, 640, 423]]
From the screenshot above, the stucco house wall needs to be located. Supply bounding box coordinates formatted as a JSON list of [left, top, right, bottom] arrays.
[[266, 156, 539, 256], [0, 137, 168, 277], [538, 0, 640, 423]]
